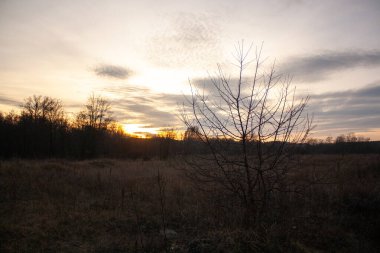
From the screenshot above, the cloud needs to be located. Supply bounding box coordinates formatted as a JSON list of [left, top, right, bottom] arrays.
[[280, 0, 305, 8], [191, 78, 220, 95], [0, 95, 20, 107], [104, 85, 187, 127], [148, 12, 221, 67], [355, 84, 380, 97], [282, 51, 380, 82], [93, 64, 131, 79], [308, 82, 380, 134], [112, 101, 179, 127], [191, 77, 248, 95], [313, 82, 380, 99]]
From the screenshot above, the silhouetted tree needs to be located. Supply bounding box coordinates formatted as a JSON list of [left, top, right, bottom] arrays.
[[181, 42, 312, 227], [183, 126, 200, 141], [76, 94, 112, 130], [0, 111, 19, 158], [21, 95, 65, 123], [19, 95, 67, 157], [75, 94, 113, 157], [157, 128, 176, 160]]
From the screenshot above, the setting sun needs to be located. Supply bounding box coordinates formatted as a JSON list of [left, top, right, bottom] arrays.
[[122, 123, 159, 138]]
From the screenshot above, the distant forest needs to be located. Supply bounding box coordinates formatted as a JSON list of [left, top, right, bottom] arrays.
[[0, 95, 379, 160]]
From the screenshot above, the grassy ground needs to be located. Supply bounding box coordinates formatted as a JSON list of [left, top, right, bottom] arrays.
[[0, 155, 379, 252]]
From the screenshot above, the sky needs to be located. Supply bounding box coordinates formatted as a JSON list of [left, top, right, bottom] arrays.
[[0, 0, 379, 139]]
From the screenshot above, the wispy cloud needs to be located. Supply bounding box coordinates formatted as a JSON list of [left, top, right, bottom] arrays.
[[278, 0, 305, 9], [104, 85, 187, 127], [309, 82, 380, 134], [282, 51, 380, 82], [0, 95, 20, 107], [148, 12, 221, 67], [93, 64, 131, 79]]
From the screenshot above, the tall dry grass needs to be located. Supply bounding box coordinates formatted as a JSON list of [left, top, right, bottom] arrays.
[[0, 155, 379, 252]]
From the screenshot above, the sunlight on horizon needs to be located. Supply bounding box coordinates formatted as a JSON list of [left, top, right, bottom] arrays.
[[122, 123, 159, 138]]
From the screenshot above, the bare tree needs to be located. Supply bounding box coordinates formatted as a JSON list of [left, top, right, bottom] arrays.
[[76, 94, 113, 130], [181, 42, 313, 227], [183, 126, 201, 141], [22, 95, 65, 124], [21, 95, 67, 156]]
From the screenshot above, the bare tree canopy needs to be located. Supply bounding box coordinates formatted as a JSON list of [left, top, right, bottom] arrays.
[[181, 42, 313, 227], [21, 95, 65, 123], [76, 94, 113, 130]]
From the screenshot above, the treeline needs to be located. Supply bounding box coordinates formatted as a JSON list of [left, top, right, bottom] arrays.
[[1, 95, 379, 159], [300, 134, 380, 154], [0, 95, 185, 160]]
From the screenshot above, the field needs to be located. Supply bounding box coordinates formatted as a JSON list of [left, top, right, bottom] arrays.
[[1, 155, 379, 252]]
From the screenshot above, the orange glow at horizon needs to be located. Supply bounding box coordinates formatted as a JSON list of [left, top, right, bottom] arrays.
[[122, 124, 159, 138], [122, 124, 184, 139]]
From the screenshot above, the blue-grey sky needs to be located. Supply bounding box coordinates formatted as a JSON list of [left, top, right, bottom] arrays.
[[0, 0, 379, 139]]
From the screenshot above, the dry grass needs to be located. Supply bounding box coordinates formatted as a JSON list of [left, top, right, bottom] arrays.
[[0, 155, 379, 252]]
